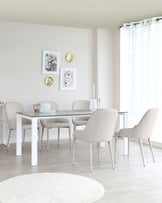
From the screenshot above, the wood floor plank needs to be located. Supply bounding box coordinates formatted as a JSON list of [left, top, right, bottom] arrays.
[[0, 139, 162, 203]]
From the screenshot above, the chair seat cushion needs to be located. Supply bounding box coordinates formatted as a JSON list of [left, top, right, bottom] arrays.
[[118, 128, 137, 139], [22, 123, 40, 130], [41, 118, 70, 127], [46, 122, 70, 128], [73, 129, 111, 143], [54, 118, 70, 123], [73, 120, 88, 126]]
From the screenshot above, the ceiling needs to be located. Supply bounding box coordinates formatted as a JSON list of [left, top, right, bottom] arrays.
[[0, 0, 162, 29]]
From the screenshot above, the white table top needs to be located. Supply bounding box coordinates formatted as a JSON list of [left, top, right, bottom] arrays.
[[17, 109, 128, 118], [17, 110, 95, 118]]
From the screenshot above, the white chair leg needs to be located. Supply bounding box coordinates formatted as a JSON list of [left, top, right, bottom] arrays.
[[47, 128, 49, 151], [128, 138, 130, 158], [38, 127, 41, 150], [148, 138, 155, 162], [97, 142, 100, 163], [58, 128, 60, 146], [72, 138, 76, 165], [89, 143, 93, 172], [138, 138, 145, 167], [22, 129, 26, 148], [68, 127, 71, 149], [41, 127, 44, 147], [73, 125, 76, 133], [7, 130, 12, 149], [114, 135, 117, 163], [108, 141, 115, 170]]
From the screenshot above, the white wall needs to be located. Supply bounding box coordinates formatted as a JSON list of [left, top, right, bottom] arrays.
[[0, 22, 94, 110]]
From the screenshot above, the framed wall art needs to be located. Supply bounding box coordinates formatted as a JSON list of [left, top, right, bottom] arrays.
[[42, 50, 60, 74], [60, 68, 77, 90]]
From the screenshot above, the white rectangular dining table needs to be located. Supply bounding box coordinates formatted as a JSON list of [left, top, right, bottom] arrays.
[[16, 110, 128, 166]]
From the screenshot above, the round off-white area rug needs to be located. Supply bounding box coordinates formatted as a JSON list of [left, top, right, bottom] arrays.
[[0, 173, 104, 203]]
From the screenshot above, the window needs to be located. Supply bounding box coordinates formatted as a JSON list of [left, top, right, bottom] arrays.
[[120, 18, 162, 142]]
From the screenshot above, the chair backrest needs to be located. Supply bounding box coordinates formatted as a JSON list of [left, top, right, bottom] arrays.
[[84, 109, 118, 142], [72, 100, 90, 122], [40, 101, 60, 126], [135, 108, 159, 139], [72, 100, 90, 111], [5, 102, 25, 130]]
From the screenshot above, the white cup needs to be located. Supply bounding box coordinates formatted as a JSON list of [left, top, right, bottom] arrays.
[[40, 103, 51, 112]]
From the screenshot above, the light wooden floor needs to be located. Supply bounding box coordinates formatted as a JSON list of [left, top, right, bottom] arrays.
[[1, 138, 162, 203]]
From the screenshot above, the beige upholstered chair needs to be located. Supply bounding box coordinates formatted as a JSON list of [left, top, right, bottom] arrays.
[[73, 109, 118, 172], [5, 102, 40, 149], [40, 101, 71, 150], [115, 108, 159, 167], [72, 100, 90, 131]]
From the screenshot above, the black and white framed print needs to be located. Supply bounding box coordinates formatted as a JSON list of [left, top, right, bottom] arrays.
[[60, 68, 77, 90], [42, 51, 60, 74]]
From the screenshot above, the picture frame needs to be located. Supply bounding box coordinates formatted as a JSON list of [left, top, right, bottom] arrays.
[[60, 68, 77, 90], [42, 50, 60, 74]]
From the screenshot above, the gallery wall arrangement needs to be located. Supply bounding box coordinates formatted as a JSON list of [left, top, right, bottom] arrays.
[[42, 50, 76, 90]]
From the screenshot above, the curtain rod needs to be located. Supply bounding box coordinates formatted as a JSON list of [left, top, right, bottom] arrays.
[[120, 17, 162, 28]]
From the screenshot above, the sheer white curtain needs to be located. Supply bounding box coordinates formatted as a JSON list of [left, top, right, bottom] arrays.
[[120, 18, 162, 142]]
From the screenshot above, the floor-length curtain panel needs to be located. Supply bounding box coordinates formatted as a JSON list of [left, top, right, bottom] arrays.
[[120, 18, 162, 142]]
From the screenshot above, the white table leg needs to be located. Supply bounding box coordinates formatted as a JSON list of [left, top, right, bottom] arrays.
[[2, 106, 6, 144], [31, 118, 38, 166], [16, 114, 22, 156], [123, 113, 128, 155], [2, 106, 6, 145]]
